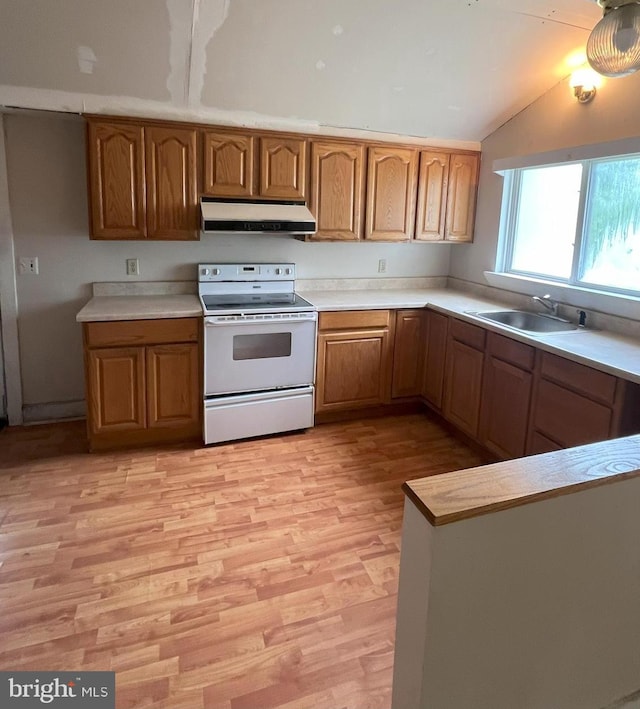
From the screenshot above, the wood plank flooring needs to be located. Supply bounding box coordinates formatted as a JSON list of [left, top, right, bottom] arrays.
[[0, 413, 484, 709]]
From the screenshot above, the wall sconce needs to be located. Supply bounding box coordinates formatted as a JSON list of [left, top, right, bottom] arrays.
[[570, 67, 599, 103]]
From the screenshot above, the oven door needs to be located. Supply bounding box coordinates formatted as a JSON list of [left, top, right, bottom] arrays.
[[204, 312, 317, 396]]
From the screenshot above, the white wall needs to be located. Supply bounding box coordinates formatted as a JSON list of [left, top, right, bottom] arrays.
[[3, 112, 451, 418], [450, 69, 640, 293], [393, 473, 640, 709]]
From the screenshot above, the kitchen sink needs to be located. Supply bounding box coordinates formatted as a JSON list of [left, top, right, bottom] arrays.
[[471, 310, 579, 333]]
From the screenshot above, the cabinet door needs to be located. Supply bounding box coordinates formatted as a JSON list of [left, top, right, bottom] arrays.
[[443, 338, 484, 438], [421, 311, 448, 409], [392, 310, 425, 398], [415, 151, 449, 241], [259, 136, 307, 200], [87, 347, 146, 434], [365, 146, 418, 241], [445, 153, 479, 242], [202, 131, 255, 198], [145, 125, 198, 240], [529, 379, 613, 450], [146, 344, 200, 429], [479, 355, 533, 459], [87, 120, 146, 239], [316, 328, 392, 412], [309, 140, 364, 240]]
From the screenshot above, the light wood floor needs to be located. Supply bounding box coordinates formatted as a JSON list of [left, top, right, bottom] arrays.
[[0, 413, 484, 709]]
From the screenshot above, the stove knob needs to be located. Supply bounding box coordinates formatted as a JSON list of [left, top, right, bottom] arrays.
[[212, 268, 221, 276], [275, 268, 283, 275], [201, 268, 210, 276], [285, 267, 292, 275]]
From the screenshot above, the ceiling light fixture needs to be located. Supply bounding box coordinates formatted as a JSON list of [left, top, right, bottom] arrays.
[[587, 0, 640, 77], [570, 68, 598, 102]]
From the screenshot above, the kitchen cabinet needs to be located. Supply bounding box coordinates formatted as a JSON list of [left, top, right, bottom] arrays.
[[527, 352, 622, 453], [365, 146, 418, 241], [309, 139, 365, 240], [202, 130, 256, 198], [443, 319, 486, 438], [479, 333, 535, 459], [259, 136, 307, 200], [83, 318, 201, 450], [87, 118, 198, 240], [392, 310, 425, 398], [87, 120, 146, 239], [414, 151, 479, 243], [421, 310, 449, 410], [315, 310, 393, 413], [145, 125, 199, 240], [445, 153, 479, 242]]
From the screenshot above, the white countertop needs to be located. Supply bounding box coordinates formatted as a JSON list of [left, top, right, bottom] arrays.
[[76, 295, 202, 322], [300, 288, 640, 385], [75, 287, 640, 385]]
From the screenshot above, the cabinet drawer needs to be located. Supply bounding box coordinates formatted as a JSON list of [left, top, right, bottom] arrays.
[[319, 310, 390, 331], [85, 318, 199, 347], [487, 333, 535, 371], [540, 353, 616, 405], [533, 379, 613, 447], [449, 318, 486, 350]]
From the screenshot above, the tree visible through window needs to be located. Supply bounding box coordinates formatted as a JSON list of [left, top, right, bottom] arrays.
[[581, 157, 640, 291], [503, 154, 640, 297]]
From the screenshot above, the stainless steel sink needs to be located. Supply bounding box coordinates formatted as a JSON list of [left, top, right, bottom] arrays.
[[472, 310, 579, 333]]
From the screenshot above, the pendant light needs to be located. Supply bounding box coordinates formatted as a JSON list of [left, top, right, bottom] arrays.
[[587, 0, 640, 77]]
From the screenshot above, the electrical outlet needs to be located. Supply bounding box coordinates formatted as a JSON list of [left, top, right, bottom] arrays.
[[378, 258, 387, 274], [18, 257, 39, 275], [126, 258, 140, 276]]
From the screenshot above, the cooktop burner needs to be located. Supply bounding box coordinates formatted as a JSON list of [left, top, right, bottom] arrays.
[[198, 262, 315, 315], [201, 292, 313, 312]]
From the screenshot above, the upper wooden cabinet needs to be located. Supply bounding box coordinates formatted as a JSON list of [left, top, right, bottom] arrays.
[[87, 118, 198, 241], [445, 153, 479, 242], [87, 121, 147, 239], [202, 131, 255, 198], [309, 140, 365, 241], [86, 115, 480, 243], [259, 136, 307, 200], [145, 125, 198, 240], [415, 150, 479, 243], [365, 146, 418, 241], [415, 151, 449, 242]]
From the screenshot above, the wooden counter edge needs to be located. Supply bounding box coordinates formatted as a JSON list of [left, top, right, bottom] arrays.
[[403, 435, 640, 527]]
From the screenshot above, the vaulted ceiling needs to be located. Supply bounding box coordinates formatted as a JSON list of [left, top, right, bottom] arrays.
[[0, 0, 602, 143]]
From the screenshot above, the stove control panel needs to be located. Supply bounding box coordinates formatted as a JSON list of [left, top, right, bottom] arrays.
[[198, 263, 295, 282]]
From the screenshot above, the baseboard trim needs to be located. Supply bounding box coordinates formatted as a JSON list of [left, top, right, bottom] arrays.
[[23, 400, 86, 424]]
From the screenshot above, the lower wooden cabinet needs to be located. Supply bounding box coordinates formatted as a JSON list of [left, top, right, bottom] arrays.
[[421, 310, 448, 409], [315, 310, 392, 413], [146, 344, 200, 428], [479, 334, 535, 459], [83, 318, 201, 450], [527, 353, 621, 453], [443, 338, 484, 438], [392, 310, 425, 398]]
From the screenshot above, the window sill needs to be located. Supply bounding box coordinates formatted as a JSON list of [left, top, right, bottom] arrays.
[[483, 271, 640, 321]]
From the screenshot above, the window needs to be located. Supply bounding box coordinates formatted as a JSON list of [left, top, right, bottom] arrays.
[[502, 154, 640, 297]]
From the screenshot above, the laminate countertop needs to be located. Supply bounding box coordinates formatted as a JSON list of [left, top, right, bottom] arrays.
[[76, 295, 202, 322], [300, 288, 640, 386]]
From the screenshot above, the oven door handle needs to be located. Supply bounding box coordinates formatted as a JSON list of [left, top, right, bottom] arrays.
[[204, 313, 317, 327]]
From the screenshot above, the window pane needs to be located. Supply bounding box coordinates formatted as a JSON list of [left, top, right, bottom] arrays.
[[510, 164, 582, 279], [580, 157, 640, 292]]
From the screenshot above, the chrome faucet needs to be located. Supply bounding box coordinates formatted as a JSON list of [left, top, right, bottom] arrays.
[[531, 294, 559, 317]]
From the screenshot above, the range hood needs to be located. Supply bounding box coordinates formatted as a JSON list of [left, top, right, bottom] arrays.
[[201, 197, 316, 235]]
